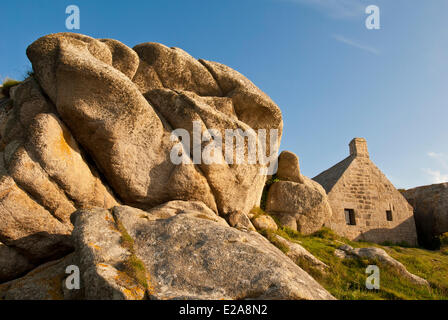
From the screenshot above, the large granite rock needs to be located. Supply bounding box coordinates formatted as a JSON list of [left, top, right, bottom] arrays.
[[68, 203, 334, 300], [0, 241, 33, 283], [266, 177, 333, 235], [252, 214, 278, 232], [0, 32, 284, 285], [276, 151, 304, 183], [265, 151, 332, 234], [403, 183, 448, 248], [0, 254, 79, 300], [2, 34, 334, 301], [26, 33, 283, 217], [0, 78, 117, 282]]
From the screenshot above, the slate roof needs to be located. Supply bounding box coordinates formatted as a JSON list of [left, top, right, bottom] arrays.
[[312, 155, 355, 193]]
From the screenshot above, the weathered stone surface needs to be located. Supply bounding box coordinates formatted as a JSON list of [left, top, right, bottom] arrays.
[[133, 43, 222, 96], [26, 33, 283, 218], [0, 254, 78, 300], [276, 151, 304, 184], [336, 245, 429, 286], [252, 214, 278, 231], [1, 78, 55, 146], [266, 177, 333, 235], [199, 60, 283, 134], [71, 207, 147, 300], [0, 75, 117, 282], [71, 203, 334, 300], [0, 152, 73, 263], [2, 33, 294, 298], [7, 113, 117, 219], [146, 88, 268, 217], [134, 200, 228, 227], [27, 33, 210, 211], [403, 183, 448, 248], [100, 38, 140, 80], [313, 138, 418, 245], [0, 241, 33, 283], [228, 211, 256, 232], [273, 235, 328, 272]]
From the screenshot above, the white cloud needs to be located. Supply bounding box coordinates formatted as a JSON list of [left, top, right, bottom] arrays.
[[428, 152, 448, 170], [422, 168, 448, 184], [281, 0, 366, 19], [422, 152, 448, 184], [332, 34, 380, 55]]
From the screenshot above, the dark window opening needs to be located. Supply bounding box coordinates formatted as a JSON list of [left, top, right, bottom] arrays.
[[344, 209, 356, 226], [386, 210, 393, 221]]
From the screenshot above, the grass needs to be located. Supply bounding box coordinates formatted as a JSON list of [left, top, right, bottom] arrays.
[[263, 226, 448, 300], [115, 219, 150, 291]]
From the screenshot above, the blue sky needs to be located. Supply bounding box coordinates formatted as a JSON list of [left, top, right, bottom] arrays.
[[1, 0, 447, 188]]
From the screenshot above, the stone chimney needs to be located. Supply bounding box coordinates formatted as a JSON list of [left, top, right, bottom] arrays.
[[349, 138, 369, 158]]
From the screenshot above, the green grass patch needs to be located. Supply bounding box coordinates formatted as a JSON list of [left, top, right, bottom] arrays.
[[115, 219, 149, 290], [264, 226, 448, 300]]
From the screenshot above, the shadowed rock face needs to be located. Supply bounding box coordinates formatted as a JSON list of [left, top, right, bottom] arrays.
[[0, 33, 284, 287], [403, 183, 448, 248]]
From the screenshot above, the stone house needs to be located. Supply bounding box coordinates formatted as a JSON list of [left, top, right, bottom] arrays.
[[313, 138, 418, 245]]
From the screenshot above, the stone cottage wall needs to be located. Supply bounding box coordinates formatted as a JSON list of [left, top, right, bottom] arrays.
[[325, 157, 418, 246]]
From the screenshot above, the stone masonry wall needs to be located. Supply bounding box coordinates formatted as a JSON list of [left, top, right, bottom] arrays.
[[325, 157, 418, 246]]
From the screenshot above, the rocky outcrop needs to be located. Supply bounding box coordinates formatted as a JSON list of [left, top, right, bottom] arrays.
[[267, 178, 333, 235], [26, 33, 283, 217], [252, 214, 278, 232], [0, 33, 339, 300], [228, 211, 256, 232], [0, 241, 33, 283], [0, 254, 78, 300], [276, 151, 304, 183], [1, 203, 334, 300], [266, 151, 332, 234], [0, 78, 117, 282], [334, 245, 429, 286], [403, 183, 448, 248], [0, 32, 284, 285], [68, 203, 334, 300], [273, 235, 328, 272]]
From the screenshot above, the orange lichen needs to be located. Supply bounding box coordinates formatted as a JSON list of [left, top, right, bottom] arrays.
[[45, 274, 65, 300], [88, 242, 101, 250], [114, 270, 145, 300], [56, 127, 76, 158]]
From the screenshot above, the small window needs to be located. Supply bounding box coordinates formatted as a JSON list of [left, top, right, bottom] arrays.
[[386, 210, 393, 221], [344, 209, 356, 226]]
